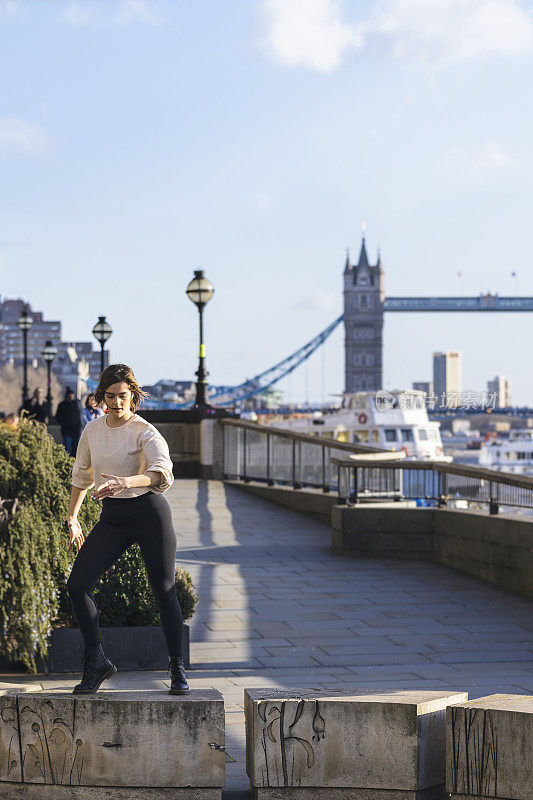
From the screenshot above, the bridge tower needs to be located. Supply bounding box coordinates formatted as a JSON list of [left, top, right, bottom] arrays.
[[343, 235, 385, 393]]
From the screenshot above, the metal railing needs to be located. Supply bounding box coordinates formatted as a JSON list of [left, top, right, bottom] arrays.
[[221, 419, 533, 515], [221, 418, 394, 493], [332, 457, 533, 515]]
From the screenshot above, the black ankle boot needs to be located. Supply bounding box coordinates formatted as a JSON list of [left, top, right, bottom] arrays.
[[168, 655, 189, 694], [72, 644, 117, 694]]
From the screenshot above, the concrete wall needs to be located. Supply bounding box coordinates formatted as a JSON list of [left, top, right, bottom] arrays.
[[224, 481, 339, 523], [332, 504, 533, 599], [434, 508, 533, 599], [45, 424, 63, 446], [332, 506, 435, 559]]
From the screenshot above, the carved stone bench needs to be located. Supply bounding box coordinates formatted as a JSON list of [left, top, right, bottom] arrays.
[[245, 688, 468, 800], [447, 694, 533, 800], [0, 688, 225, 799]]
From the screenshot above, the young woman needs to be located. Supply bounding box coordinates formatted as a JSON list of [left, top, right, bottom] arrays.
[[65, 363, 188, 695]]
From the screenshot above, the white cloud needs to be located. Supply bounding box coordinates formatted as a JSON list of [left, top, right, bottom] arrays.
[[365, 0, 533, 66], [115, 0, 160, 27], [62, 0, 160, 28], [254, 192, 272, 211], [62, 3, 93, 27], [0, 117, 46, 154], [292, 290, 340, 312], [475, 141, 517, 171], [259, 0, 363, 73], [446, 140, 517, 174], [0, 235, 35, 249], [258, 0, 533, 71], [0, 0, 23, 20]]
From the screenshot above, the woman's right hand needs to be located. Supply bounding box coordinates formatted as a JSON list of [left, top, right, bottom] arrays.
[[67, 516, 85, 552]]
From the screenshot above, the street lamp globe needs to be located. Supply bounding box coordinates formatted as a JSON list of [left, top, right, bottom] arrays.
[[92, 316, 113, 345], [186, 270, 214, 307], [17, 305, 33, 331], [42, 340, 57, 363]]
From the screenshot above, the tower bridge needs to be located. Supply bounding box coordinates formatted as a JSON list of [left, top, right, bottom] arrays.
[[212, 237, 533, 406], [343, 236, 533, 394]]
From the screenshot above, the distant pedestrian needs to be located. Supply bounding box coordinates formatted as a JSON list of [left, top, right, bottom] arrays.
[[56, 386, 83, 456], [81, 393, 105, 428], [21, 387, 48, 424]]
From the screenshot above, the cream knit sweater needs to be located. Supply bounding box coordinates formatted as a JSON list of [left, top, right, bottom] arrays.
[[71, 413, 174, 499]]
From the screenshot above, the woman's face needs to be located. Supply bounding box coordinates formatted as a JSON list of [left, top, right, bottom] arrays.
[[104, 381, 133, 418]]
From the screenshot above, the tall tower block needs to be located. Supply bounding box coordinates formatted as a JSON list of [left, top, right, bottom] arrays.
[[343, 236, 385, 392]]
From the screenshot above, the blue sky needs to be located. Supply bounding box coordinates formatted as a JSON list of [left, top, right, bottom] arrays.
[[1, 0, 532, 404]]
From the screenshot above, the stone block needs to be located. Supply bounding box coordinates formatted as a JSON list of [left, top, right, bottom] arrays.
[[245, 688, 467, 800], [447, 694, 533, 800], [482, 516, 519, 546], [434, 510, 485, 541], [330, 528, 343, 554], [344, 530, 433, 555], [331, 504, 345, 531], [339, 508, 434, 535], [0, 688, 225, 799]]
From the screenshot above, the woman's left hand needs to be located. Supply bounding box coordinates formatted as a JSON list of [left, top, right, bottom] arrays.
[[92, 474, 129, 499]]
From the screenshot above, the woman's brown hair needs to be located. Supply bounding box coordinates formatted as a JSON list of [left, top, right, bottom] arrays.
[[94, 364, 149, 412]]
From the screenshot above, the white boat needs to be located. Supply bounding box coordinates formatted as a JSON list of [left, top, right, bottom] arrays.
[[479, 428, 533, 474], [261, 390, 451, 462]]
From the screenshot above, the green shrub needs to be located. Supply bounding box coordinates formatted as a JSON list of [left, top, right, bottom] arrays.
[[0, 414, 99, 671], [0, 415, 198, 673]]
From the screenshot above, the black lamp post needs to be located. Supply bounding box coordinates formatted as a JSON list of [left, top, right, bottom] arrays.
[[92, 316, 113, 375], [41, 340, 58, 421], [17, 304, 33, 406], [186, 269, 214, 408]]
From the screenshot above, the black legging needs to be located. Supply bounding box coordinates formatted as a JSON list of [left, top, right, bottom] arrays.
[[67, 491, 184, 658]]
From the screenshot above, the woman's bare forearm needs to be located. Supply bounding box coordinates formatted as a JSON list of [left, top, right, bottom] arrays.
[[68, 486, 88, 520], [125, 471, 161, 489]]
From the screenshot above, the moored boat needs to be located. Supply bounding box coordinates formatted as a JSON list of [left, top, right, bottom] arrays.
[[260, 389, 452, 462]]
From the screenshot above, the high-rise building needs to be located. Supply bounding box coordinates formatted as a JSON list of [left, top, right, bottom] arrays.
[[343, 237, 385, 392], [487, 375, 511, 408], [0, 296, 109, 396], [413, 381, 434, 396], [0, 297, 61, 361], [433, 351, 462, 409]]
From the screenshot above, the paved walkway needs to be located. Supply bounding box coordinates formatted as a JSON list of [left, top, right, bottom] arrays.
[[2, 479, 532, 798]]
